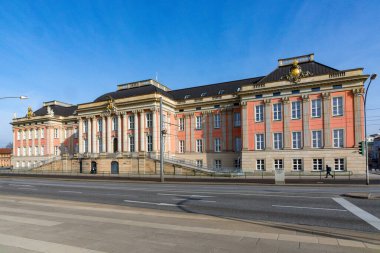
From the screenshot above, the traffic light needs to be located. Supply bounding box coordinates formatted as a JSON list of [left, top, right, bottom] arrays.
[[358, 141, 364, 155]]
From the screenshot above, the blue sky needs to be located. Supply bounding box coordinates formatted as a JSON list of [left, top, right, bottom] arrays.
[[0, 0, 379, 146]]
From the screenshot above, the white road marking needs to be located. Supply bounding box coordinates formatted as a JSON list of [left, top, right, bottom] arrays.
[[17, 188, 37, 191], [0, 214, 61, 226], [333, 197, 380, 231], [200, 200, 216, 203], [9, 184, 33, 187], [158, 193, 214, 198], [124, 200, 182, 207], [171, 198, 216, 203], [272, 204, 347, 212], [59, 190, 82, 194]]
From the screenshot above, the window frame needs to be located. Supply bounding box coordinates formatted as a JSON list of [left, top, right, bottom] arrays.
[[292, 159, 303, 171], [311, 130, 323, 148], [273, 103, 282, 121], [292, 131, 302, 149], [333, 129, 344, 148], [255, 134, 265, 150], [311, 99, 322, 118], [312, 158, 323, 171], [274, 159, 283, 170], [291, 101, 301, 119], [256, 159, 265, 171], [332, 97, 344, 116], [273, 132, 283, 150], [255, 104, 264, 122]]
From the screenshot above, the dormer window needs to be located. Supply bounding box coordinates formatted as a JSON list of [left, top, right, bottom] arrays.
[[184, 95, 191, 99], [201, 92, 207, 97], [236, 87, 241, 92], [218, 90, 224, 95]]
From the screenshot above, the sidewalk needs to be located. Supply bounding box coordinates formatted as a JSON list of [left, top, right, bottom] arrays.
[[0, 194, 378, 253]]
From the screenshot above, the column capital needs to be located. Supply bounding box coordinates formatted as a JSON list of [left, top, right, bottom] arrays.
[[281, 97, 290, 104], [322, 92, 331, 100], [240, 101, 247, 107], [352, 88, 365, 96], [264, 99, 271, 105], [302, 95, 309, 102]]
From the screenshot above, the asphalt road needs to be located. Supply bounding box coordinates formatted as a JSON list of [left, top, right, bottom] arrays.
[[0, 177, 379, 234]]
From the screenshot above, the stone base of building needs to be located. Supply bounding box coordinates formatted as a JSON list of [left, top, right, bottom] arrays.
[[241, 148, 366, 175]]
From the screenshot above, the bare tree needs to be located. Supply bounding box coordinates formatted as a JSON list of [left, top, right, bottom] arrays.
[[5, 142, 13, 149]]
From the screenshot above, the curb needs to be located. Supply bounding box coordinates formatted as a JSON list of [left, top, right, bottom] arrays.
[[342, 192, 380, 199]]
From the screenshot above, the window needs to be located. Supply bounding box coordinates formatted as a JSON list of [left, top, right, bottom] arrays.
[[273, 103, 282, 121], [196, 160, 203, 167], [313, 159, 323, 171], [333, 129, 344, 148], [334, 158, 345, 171], [27, 161, 30, 168], [255, 105, 264, 122], [196, 139, 203, 153], [234, 112, 241, 127], [54, 146, 59, 156], [54, 128, 59, 139], [34, 129, 38, 138], [332, 97, 343, 116], [179, 118, 185, 131], [23, 131, 26, 140], [84, 139, 88, 153], [98, 119, 103, 132], [73, 128, 78, 138], [129, 136, 135, 152], [83, 120, 88, 133], [292, 90, 300, 94], [40, 146, 44, 156], [218, 90, 224, 95], [17, 147, 20, 156], [147, 135, 153, 152], [17, 131, 21, 140], [21, 161, 25, 168], [312, 130, 322, 148], [184, 95, 190, 99], [311, 99, 322, 118], [35, 146, 39, 156], [214, 105, 220, 109], [293, 159, 303, 171], [98, 138, 103, 153], [311, 87, 320, 92], [214, 114, 221, 128], [273, 92, 281, 96], [235, 137, 242, 152], [273, 133, 283, 150], [74, 144, 79, 153], [23, 147, 26, 156], [256, 94, 263, 99], [291, 101, 301, 119], [146, 113, 153, 128], [256, 159, 265, 170], [28, 130, 32, 139], [196, 116, 202, 130], [28, 147, 32, 156], [64, 129, 68, 139], [214, 160, 222, 169], [214, 138, 221, 152], [292, 132, 302, 149], [129, 115, 135, 129], [16, 161, 19, 168], [179, 140, 185, 153], [255, 134, 265, 150], [274, 159, 283, 170], [234, 159, 241, 168], [201, 92, 207, 97], [333, 85, 342, 89], [112, 117, 118, 131]]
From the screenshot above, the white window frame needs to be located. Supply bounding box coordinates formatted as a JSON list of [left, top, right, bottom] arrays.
[[64, 129, 68, 139], [214, 138, 221, 152], [235, 137, 242, 152], [54, 146, 59, 156], [28, 146, 32, 156], [334, 158, 345, 171], [273, 103, 282, 121], [28, 130, 32, 139], [146, 113, 153, 128], [129, 136, 135, 152], [17, 131, 21, 140], [129, 115, 135, 130], [274, 159, 283, 170], [234, 112, 241, 127], [179, 118, 185, 131], [112, 117, 118, 131], [147, 135, 153, 152], [196, 116, 202, 130], [256, 159, 265, 171], [293, 159, 303, 171], [179, 140, 185, 153], [196, 139, 203, 153], [23, 147, 26, 156], [54, 128, 59, 139], [98, 119, 103, 132], [17, 147, 20, 156], [34, 129, 38, 138], [255, 134, 265, 150], [291, 101, 301, 119], [214, 114, 221, 129], [214, 159, 222, 169], [73, 128, 78, 139], [255, 104, 264, 122], [41, 128, 45, 138], [311, 130, 323, 148], [40, 146, 44, 156], [273, 133, 283, 150], [333, 129, 344, 148], [83, 120, 88, 133], [98, 137, 103, 153], [311, 99, 322, 118], [35, 146, 39, 156], [292, 131, 302, 149], [332, 97, 343, 116], [313, 158, 323, 171], [196, 160, 203, 168], [23, 131, 26, 140]]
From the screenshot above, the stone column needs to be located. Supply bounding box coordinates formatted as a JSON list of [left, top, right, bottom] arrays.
[[208, 113, 213, 151], [92, 117, 97, 153], [139, 111, 145, 151], [106, 116, 112, 153], [87, 118, 92, 153], [283, 97, 291, 149], [32, 128, 35, 156], [123, 113, 128, 152], [322, 93, 331, 148], [37, 128, 41, 156], [134, 112, 139, 152], [101, 116, 106, 153], [241, 102, 248, 150], [221, 110, 227, 151], [202, 112, 208, 152], [302, 95, 310, 148], [49, 126, 54, 155], [264, 99, 272, 150], [227, 110, 233, 151], [190, 114, 195, 152], [185, 115, 191, 152], [353, 88, 364, 146], [152, 109, 157, 152], [117, 114, 122, 152], [167, 113, 171, 154]]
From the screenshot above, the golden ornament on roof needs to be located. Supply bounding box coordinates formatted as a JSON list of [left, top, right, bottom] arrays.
[[27, 106, 34, 119], [281, 59, 313, 83]]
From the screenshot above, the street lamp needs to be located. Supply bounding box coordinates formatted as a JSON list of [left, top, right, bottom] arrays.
[[364, 73, 377, 185], [0, 96, 28, 100]]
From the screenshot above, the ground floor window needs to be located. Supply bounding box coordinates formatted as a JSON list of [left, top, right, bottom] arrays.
[[196, 160, 203, 167], [147, 135, 153, 152], [313, 159, 323, 171], [214, 159, 222, 169], [234, 159, 241, 168], [274, 159, 283, 170], [129, 136, 135, 152], [334, 158, 345, 171], [16, 161, 19, 168], [256, 159, 265, 171], [293, 159, 303, 171]]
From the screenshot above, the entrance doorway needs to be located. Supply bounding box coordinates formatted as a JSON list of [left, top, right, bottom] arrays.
[[91, 161, 97, 174], [79, 160, 83, 173], [111, 161, 119, 174], [113, 138, 118, 153]]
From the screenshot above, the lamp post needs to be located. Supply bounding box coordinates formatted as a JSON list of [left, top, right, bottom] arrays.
[[0, 96, 28, 100], [364, 74, 377, 185]]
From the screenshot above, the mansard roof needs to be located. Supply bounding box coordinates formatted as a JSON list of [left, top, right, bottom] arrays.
[[93, 85, 173, 102], [168, 77, 263, 100], [34, 104, 77, 117]]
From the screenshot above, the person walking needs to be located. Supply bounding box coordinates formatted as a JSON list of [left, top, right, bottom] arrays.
[[325, 164, 334, 178]]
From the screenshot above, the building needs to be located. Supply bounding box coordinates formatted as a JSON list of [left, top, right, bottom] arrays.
[[0, 148, 12, 168], [11, 54, 367, 174]]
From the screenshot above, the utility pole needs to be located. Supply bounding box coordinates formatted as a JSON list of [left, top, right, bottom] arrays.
[[160, 96, 164, 182]]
